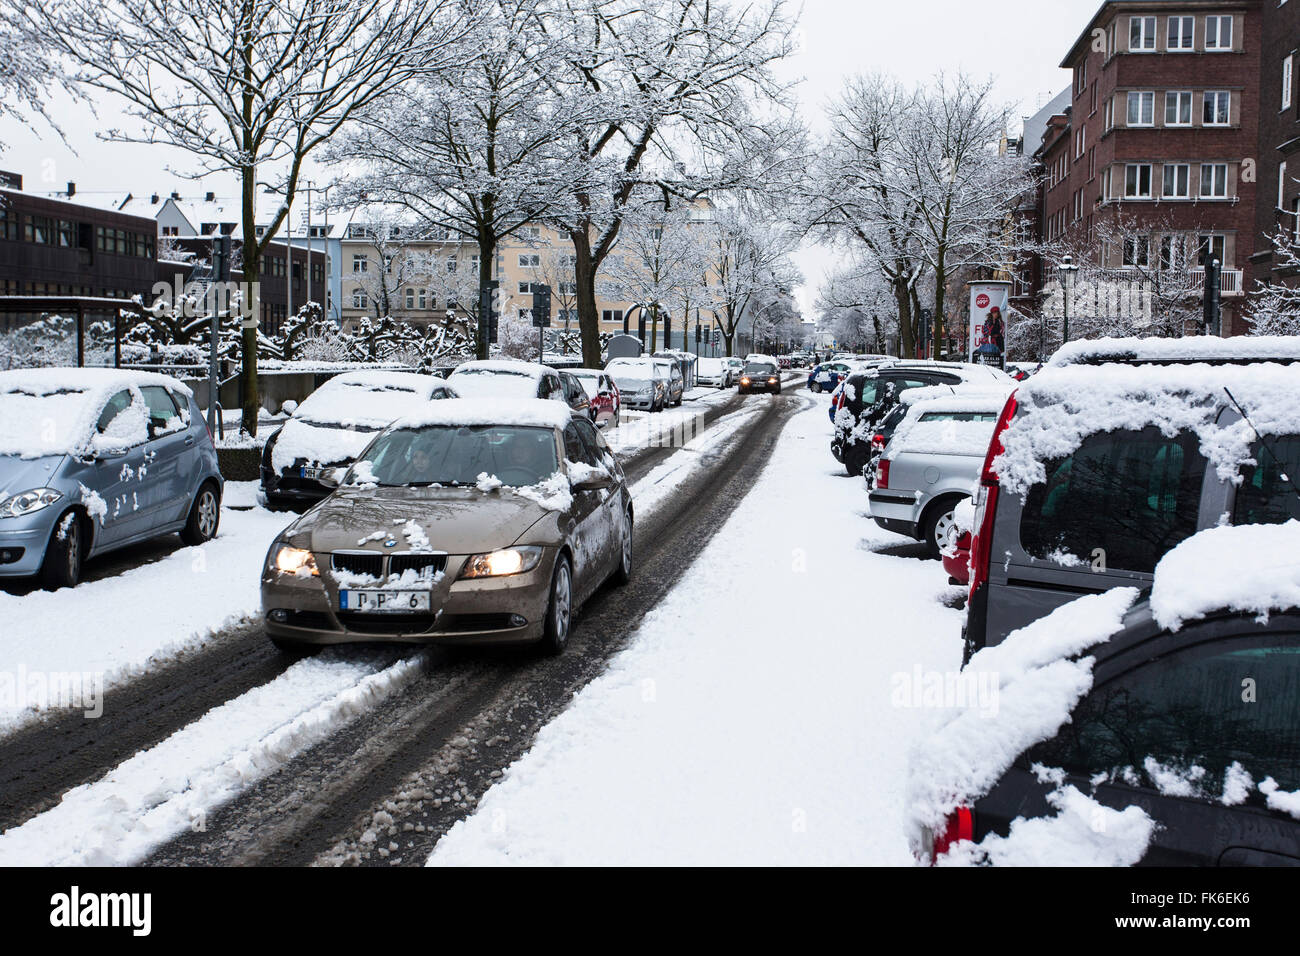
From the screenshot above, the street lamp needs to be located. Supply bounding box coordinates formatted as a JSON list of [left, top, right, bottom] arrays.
[[1058, 254, 1079, 346]]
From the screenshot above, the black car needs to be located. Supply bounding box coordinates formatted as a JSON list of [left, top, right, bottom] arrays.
[[738, 362, 780, 394], [832, 366, 969, 476], [969, 601, 1300, 866]]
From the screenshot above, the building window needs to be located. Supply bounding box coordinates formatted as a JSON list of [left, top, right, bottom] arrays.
[[1205, 15, 1232, 51], [25, 215, 54, 244], [1127, 91, 1154, 126], [1073, 188, 1083, 222], [1130, 16, 1156, 51], [1125, 164, 1153, 198], [1075, 127, 1086, 158], [1165, 91, 1193, 126], [1104, 97, 1114, 130], [1167, 16, 1194, 50], [1123, 235, 1150, 267], [601, 309, 624, 325], [1200, 163, 1229, 198], [1198, 234, 1226, 264], [518, 280, 534, 294], [518, 254, 540, 268], [1203, 91, 1231, 126], [419, 290, 428, 310], [351, 288, 368, 309], [405, 288, 415, 309], [352, 254, 368, 273], [1075, 63, 1086, 94], [1160, 235, 1189, 271], [1285, 56, 1294, 111], [1090, 82, 1098, 115], [0, 206, 17, 241], [1163, 164, 1190, 199], [517, 225, 541, 240]]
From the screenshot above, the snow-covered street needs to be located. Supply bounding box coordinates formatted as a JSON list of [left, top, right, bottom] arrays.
[[430, 395, 964, 865]]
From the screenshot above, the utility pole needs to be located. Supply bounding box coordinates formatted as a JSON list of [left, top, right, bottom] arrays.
[[1202, 254, 1222, 336], [207, 234, 231, 437]]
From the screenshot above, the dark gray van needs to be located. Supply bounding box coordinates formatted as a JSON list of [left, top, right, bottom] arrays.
[[964, 341, 1300, 658]]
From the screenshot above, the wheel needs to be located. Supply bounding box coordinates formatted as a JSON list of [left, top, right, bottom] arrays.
[[922, 496, 965, 559], [844, 443, 870, 478], [539, 553, 574, 655], [810, 382, 822, 393], [181, 482, 221, 545], [40, 511, 83, 590], [611, 508, 632, 585]]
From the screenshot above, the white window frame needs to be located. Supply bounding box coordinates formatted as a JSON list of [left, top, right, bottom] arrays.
[[1280, 160, 1289, 211], [351, 288, 367, 310], [1123, 235, 1150, 267], [1203, 91, 1231, 126], [1163, 163, 1190, 199], [1200, 163, 1229, 198], [1165, 91, 1193, 126], [1285, 55, 1294, 111], [1125, 163, 1153, 199], [1127, 91, 1155, 126], [352, 254, 368, 274], [1167, 15, 1194, 51], [1075, 126, 1086, 158], [1130, 15, 1157, 51], [1104, 97, 1114, 131], [405, 288, 415, 309], [517, 253, 540, 268], [1205, 15, 1233, 51]]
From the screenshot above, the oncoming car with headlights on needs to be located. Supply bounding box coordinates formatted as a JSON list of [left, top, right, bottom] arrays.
[[261, 398, 633, 655], [737, 361, 781, 395]]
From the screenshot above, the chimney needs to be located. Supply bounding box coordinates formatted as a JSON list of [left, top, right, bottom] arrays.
[[66, 182, 75, 198], [205, 191, 216, 202], [151, 194, 159, 204]]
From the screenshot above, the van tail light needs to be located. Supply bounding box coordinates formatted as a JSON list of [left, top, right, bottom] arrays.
[[871, 433, 885, 452], [928, 806, 974, 864], [876, 458, 890, 489], [968, 391, 1018, 602]]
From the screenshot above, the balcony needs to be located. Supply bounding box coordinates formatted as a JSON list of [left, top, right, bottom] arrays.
[[1189, 267, 1243, 296]]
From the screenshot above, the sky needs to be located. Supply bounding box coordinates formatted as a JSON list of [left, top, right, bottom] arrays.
[[0, 0, 1104, 322]]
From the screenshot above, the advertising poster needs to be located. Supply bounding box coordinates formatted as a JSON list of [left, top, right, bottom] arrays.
[[968, 281, 1010, 368]]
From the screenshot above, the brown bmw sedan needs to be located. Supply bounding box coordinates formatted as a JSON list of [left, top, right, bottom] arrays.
[[261, 399, 633, 655]]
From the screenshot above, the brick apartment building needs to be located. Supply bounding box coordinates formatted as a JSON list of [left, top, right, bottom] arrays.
[[1250, 0, 1300, 285], [1028, 0, 1267, 335]]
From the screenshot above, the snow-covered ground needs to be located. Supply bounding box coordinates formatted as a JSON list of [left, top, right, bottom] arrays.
[[428, 395, 966, 865], [0, 497, 290, 734]]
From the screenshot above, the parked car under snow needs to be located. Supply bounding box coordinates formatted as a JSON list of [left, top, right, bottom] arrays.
[[0, 367, 223, 589], [260, 370, 458, 510]]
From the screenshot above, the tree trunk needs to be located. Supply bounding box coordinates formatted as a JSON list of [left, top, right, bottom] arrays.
[[476, 232, 494, 360], [894, 277, 915, 358], [570, 228, 602, 368], [239, 165, 260, 436], [932, 247, 946, 359]]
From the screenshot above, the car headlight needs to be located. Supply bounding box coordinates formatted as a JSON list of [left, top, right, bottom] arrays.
[[0, 488, 63, 519], [740, 377, 750, 385], [458, 546, 544, 579], [271, 544, 319, 576]]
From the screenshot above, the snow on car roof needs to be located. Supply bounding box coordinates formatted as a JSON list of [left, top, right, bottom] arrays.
[[995, 361, 1300, 496], [906, 588, 1144, 857], [899, 383, 1014, 407], [1150, 522, 1300, 631], [1048, 334, 1300, 368], [0, 367, 192, 459], [889, 395, 1007, 458], [447, 360, 549, 398], [390, 397, 573, 431]]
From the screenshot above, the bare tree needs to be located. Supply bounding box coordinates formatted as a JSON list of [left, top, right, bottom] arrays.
[[702, 203, 799, 356], [1246, 229, 1300, 335], [0, 12, 73, 152], [16, 0, 476, 433]]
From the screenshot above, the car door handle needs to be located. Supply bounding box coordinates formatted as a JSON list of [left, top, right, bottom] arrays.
[[184, 436, 195, 446]]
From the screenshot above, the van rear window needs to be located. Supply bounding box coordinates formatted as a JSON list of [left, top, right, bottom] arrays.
[[1234, 436, 1300, 526], [1019, 427, 1206, 573]]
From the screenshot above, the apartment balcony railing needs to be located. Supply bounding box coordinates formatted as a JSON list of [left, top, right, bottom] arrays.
[[1110, 266, 1244, 296]]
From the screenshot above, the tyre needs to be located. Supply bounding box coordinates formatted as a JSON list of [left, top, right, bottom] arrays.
[[181, 481, 221, 545], [810, 382, 822, 393], [40, 511, 83, 590], [539, 553, 574, 655], [922, 496, 965, 559], [844, 443, 870, 478], [611, 509, 633, 585]]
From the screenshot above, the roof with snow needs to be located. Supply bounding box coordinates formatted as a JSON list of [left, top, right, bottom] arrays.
[[1048, 335, 1300, 368]]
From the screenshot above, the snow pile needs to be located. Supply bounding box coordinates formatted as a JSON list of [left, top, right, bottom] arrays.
[[906, 588, 1139, 840], [1150, 522, 1300, 630], [270, 371, 441, 472], [936, 781, 1154, 867], [1260, 778, 1300, 820], [565, 460, 608, 485], [513, 472, 573, 512], [0, 368, 189, 459], [475, 472, 503, 493], [994, 362, 1300, 496], [1049, 334, 1300, 368]]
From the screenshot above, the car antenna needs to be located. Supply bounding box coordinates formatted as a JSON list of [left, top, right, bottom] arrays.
[[1223, 387, 1300, 503]]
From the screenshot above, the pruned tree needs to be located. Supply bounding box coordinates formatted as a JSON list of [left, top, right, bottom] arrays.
[[15, 0, 477, 433], [1246, 229, 1300, 335]]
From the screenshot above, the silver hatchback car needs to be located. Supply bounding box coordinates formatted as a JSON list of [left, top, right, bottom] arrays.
[[0, 367, 223, 588], [867, 392, 1007, 556]]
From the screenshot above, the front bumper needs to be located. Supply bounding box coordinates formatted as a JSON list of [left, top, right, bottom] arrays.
[[262, 548, 558, 646], [868, 490, 921, 539], [0, 509, 58, 578], [261, 468, 334, 506]]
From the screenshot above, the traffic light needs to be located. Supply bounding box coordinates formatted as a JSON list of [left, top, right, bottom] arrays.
[[212, 234, 232, 282], [479, 279, 500, 345], [531, 284, 552, 327]]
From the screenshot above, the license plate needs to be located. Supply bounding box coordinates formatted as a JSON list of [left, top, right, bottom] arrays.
[[301, 465, 331, 480], [339, 590, 430, 613]]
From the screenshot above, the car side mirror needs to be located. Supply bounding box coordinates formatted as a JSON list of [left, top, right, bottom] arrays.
[[572, 472, 614, 492], [318, 467, 345, 489]]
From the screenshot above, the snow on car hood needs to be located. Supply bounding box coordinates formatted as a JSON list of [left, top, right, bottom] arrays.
[[0, 454, 67, 498], [285, 485, 559, 555], [1150, 521, 1300, 631]]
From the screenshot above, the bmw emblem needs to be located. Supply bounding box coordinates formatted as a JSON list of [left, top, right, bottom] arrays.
[[383, 538, 398, 548]]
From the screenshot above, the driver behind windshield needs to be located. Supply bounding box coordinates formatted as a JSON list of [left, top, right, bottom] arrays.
[[357, 425, 559, 487]]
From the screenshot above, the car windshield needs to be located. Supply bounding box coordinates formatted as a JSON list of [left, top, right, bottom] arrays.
[[349, 424, 558, 488], [0, 383, 95, 458], [744, 363, 776, 376]]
